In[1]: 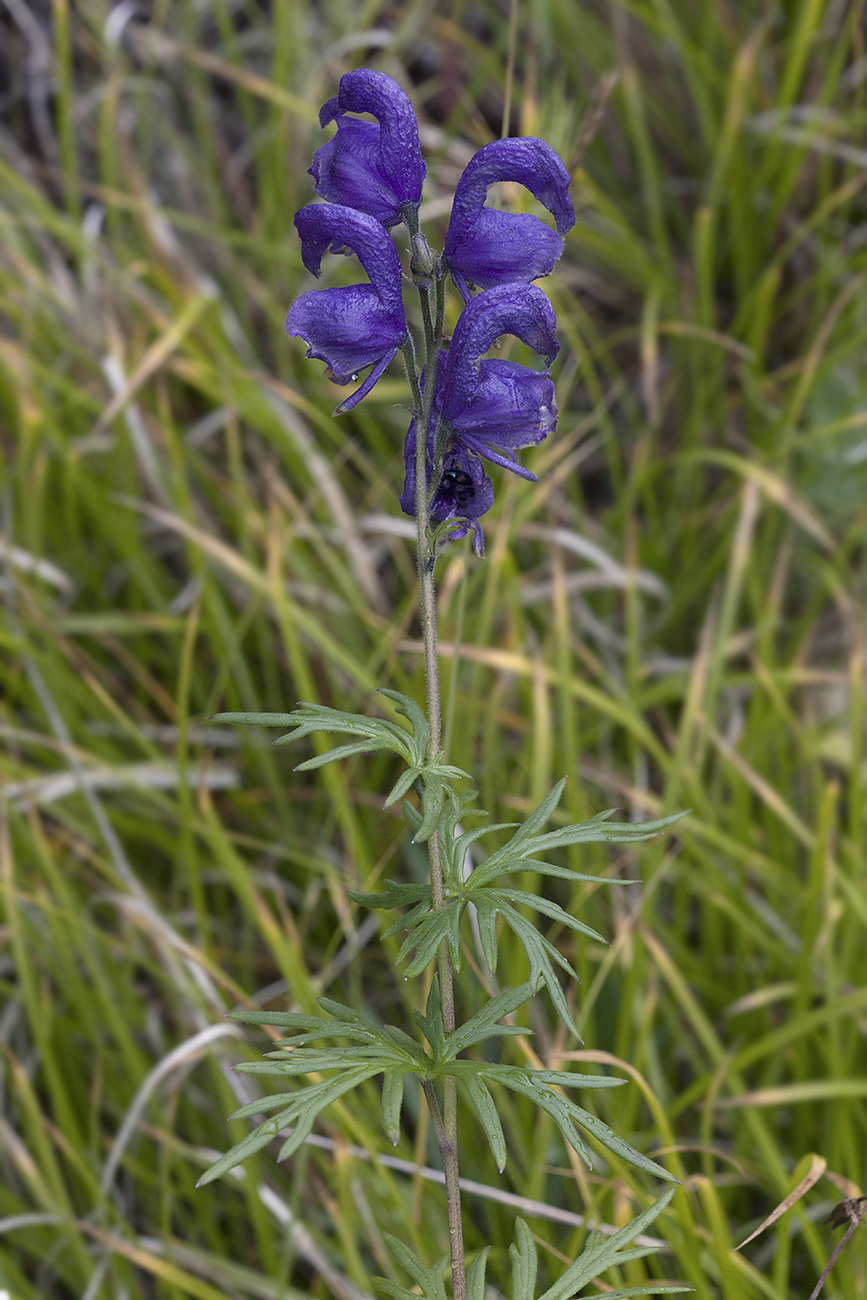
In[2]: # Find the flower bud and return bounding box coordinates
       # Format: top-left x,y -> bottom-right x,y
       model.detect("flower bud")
409,231 -> 438,287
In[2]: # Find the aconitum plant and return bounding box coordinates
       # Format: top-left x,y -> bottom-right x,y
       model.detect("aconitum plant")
202,69 -> 688,1300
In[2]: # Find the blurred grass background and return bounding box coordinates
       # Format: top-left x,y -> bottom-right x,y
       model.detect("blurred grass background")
1,0 -> 866,1296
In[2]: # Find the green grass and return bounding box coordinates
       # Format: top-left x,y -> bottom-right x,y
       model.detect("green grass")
1,0 -> 866,1296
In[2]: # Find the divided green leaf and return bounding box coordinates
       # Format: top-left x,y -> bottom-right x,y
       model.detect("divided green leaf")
510,1217 -> 538,1300
536,1188 -> 691,1299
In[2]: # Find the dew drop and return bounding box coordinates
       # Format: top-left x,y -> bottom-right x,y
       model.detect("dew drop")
350,372 -> 360,383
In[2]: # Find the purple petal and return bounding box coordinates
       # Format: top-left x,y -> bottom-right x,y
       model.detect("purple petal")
445,137 -> 575,290
442,284 -> 559,419
286,284 -> 404,384
292,204 -> 404,315
450,360 -> 557,474
334,348 -> 399,414
310,119 -> 409,228
445,208 -> 565,294
314,69 -> 425,226
287,205 -> 406,403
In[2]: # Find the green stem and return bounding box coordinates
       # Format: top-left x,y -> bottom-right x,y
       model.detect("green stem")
406,266 -> 466,1300
422,1078 -> 465,1298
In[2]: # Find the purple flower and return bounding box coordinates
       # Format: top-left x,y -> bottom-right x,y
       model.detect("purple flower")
444,138 -> 575,299
438,282 -> 559,469
400,284 -> 559,552
286,204 -> 407,413
310,69 -> 426,228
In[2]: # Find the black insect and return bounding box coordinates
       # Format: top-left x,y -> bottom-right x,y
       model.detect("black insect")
439,466 -> 475,509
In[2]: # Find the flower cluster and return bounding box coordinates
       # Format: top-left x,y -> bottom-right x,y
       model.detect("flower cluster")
286,68 -> 574,553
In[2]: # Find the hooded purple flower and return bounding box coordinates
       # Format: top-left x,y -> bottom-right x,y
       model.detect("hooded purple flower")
444,138 -> 575,300
310,69 -> 426,228
286,204 -> 407,413
400,283 -> 559,553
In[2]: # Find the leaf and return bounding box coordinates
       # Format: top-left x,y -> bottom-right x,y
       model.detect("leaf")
381,1069 -> 405,1146
415,775 -> 445,842
473,780 -> 567,883
228,1092 -> 305,1122
466,1247 -> 490,1300
478,1062 -> 673,1181
558,1102 -> 677,1183
210,711 -> 300,726
492,887 -> 607,944
467,799 -> 687,892
235,1061 -> 306,1075
316,995 -> 377,1024
475,895 -> 499,973
537,1188 -> 687,1300
412,977 -> 446,1055
264,700 -> 418,763
398,902 -> 463,977
379,688 -> 430,753
293,740 -> 382,770
383,896 -> 436,941
275,1066 -> 382,1161
496,1073 -> 592,1165
382,1233 -> 429,1286
515,777 -> 569,844
396,909 -> 449,973
381,1023 -> 428,1057
453,821 -> 519,868
561,1288 -> 690,1298
196,1120 -> 283,1186
257,1047 -> 408,1073
526,809 -> 688,854
461,1074 -> 507,1171
403,799 -> 423,834
532,1070 -> 626,1090
510,1217 -> 538,1300
375,1284 -> 428,1300
383,766 -> 422,807
499,857 -> 625,884
438,983 -> 534,1062
495,903 -> 581,1038
381,1234 -> 449,1300
228,1009 -> 333,1030
348,881 -> 430,910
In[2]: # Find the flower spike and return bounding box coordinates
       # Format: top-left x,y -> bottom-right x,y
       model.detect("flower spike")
286,204 -> 407,412
444,138 -> 575,299
311,69 -> 426,228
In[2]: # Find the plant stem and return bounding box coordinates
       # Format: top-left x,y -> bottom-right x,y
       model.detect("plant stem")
421,1078 -> 466,1299
406,267 -> 466,1300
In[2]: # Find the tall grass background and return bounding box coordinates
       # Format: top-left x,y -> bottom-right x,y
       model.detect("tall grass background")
1,1 -> 865,1296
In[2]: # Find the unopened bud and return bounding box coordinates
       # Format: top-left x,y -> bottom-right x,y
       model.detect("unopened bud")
409,231 -> 438,287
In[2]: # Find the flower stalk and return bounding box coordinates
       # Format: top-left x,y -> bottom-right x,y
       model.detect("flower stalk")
410,268 -> 466,1297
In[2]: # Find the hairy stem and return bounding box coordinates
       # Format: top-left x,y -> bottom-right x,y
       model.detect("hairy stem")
421,1078 -> 465,1298
408,270 -> 466,1300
